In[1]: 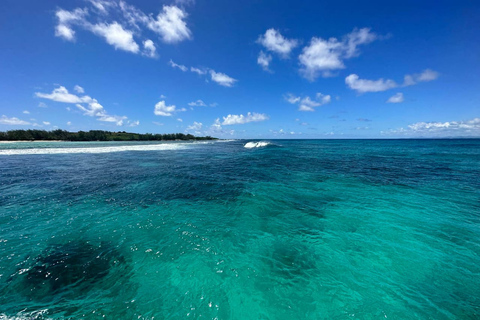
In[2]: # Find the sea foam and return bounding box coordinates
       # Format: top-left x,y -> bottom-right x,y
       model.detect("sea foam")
244,141 -> 271,148
0,143 -> 186,155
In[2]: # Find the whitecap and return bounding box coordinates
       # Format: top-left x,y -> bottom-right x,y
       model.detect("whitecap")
244,141 -> 271,149
0,143 -> 187,155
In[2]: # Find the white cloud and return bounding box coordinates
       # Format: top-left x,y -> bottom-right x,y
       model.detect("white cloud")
174,0 -> 195,6
387,92 -> 404,103
67,121 -> 72,125
147,5 -> 191,43
345,74 -> 398,93
384,118 -> 480,137
154,100 -> 185,117
169,59 -> 188,71
191,67 -> 206,75
88,0 -> 116,14
404,69 -> 440,86
285,94 -> 301,104
142,39 -> 157,58
186,121 -> 203,132
91,22 -> 139,53
37,86 -> 128,126
210,70 -> 237,87
35,86 -> 93,104
23,110 -> 30,114
188,100 -> 207,107
38,102 -> 47,108
257,29 -> 298,58
222,112 -> 269,125
0,115 -> 30,125
286,92 -> 331,111
74,85 -> 85,93
43,121 -> 51,125
54,8 -> 88,41
299,28 -> 377,80
55,2 -> 191,56
177,118 -> 183,122
257,51 -> 272,71
128,120 -> 140,127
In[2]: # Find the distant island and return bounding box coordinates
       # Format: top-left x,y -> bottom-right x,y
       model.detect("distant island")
0,129 -> 217,141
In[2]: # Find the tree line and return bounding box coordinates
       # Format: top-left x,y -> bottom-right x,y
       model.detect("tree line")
0,129 -> 217,141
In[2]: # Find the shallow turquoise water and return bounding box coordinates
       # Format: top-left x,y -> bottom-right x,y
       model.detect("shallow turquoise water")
0,139 -> 479,319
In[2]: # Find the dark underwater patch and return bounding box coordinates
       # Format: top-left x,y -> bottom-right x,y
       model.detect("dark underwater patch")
19,240 -> 127,301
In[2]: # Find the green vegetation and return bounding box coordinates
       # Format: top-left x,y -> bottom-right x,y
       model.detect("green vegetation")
0,129 -> 216,141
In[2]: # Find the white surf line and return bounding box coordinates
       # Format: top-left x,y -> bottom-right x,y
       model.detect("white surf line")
0,143 -> 188,155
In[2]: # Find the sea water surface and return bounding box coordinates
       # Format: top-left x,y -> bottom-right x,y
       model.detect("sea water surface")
0,139 -> 479,319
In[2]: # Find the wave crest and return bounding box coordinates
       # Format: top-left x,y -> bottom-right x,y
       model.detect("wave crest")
244,141 -> 271,149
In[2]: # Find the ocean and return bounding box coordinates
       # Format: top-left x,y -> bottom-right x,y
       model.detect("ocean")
0,139 -> 479,319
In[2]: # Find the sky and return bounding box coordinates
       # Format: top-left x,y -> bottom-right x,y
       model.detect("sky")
0,0 -> 479,139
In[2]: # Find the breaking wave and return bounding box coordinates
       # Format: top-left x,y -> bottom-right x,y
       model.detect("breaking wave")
244,141 -> 271,149
0,143 -> 187,155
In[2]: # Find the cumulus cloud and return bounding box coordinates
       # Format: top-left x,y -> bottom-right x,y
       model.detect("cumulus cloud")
299,28 -> 377,80
142,39 -> 157,58
0,115 -> 30,125
169,59 -> 188,71
257,29 -> 298,58
188,100 -> 207,107
43,121 -> 51,125
91,22 -> 139,53
154,100 -> 185,116
210,70 -> 237,87
286,93 -> 331,111
36,85 -> 130,126
257,51 -> 272,71
387,92 -> 404,103
38,102 -> 48,108
345,74 -> 397,93
55,8 -> 88,41
54,2 -> 191,56
23,110 -> 30,114
147,5 -> 191,43
384,118 -> 480,137
222,112 -> 269,125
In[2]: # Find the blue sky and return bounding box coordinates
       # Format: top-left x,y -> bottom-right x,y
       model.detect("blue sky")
0,0 -> 479,138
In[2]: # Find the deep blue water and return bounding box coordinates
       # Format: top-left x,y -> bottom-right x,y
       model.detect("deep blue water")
0,139 -> 479,319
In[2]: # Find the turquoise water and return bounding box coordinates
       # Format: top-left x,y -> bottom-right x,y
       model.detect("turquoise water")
0,139 -> 479,319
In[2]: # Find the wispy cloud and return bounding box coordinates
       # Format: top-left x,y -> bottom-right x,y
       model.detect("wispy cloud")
169,59 -> 188,71
403,69 -> 439,86
383,118 -> 480,137
210,70 -> 237,87
257,51 -> 273,72
345,74 -> 397,93
346,69 -> 439,93
0,115 -> 30,125
387,92 -> 404,103
222,112 -> 269,125
285,93 -> 331,111
188,100 -> 207,107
